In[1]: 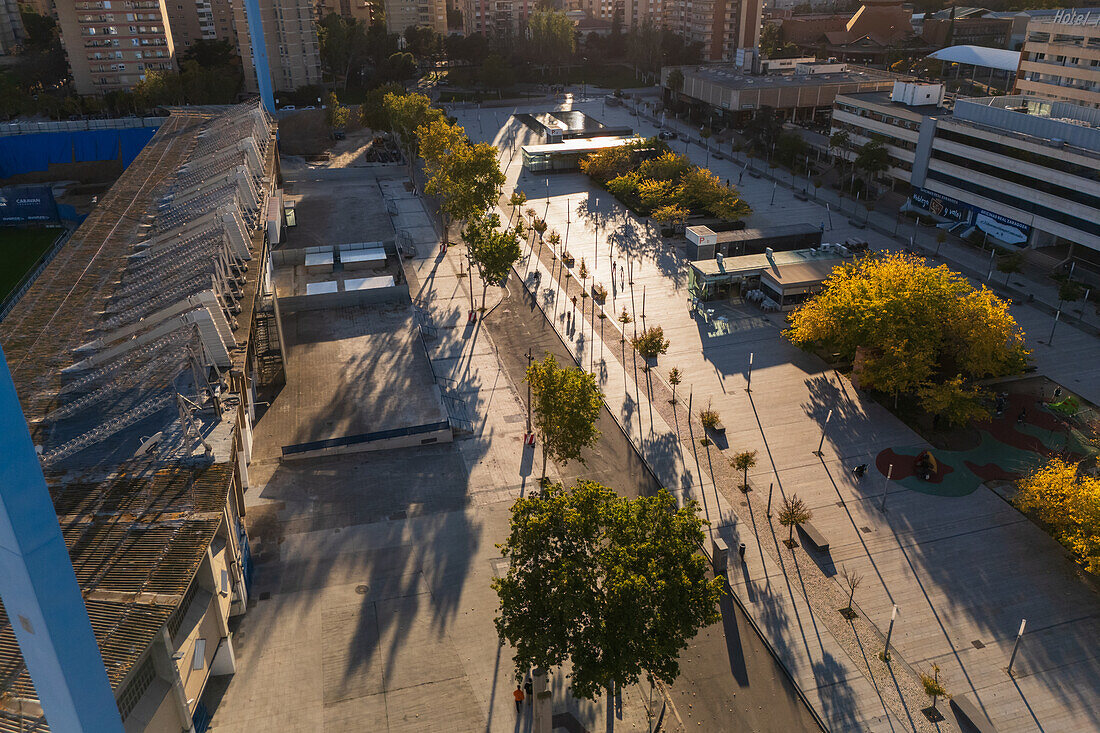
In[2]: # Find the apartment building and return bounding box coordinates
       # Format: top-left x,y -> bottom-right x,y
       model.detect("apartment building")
55,0 -> 177,95
386,0 -> 446,34
1015,12 -> 1100,109
315,0 -> 374,24
832,85 -> 1100,257
660,0 -> 760,64
462,0 -> 529,37
234,0 -> 321,93
165,0 -> 238,53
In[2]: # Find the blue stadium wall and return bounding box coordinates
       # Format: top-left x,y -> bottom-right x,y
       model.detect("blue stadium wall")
0,127 -> 160,178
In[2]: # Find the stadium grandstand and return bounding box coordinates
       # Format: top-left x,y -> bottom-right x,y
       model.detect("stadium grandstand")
0,101 -> 279,732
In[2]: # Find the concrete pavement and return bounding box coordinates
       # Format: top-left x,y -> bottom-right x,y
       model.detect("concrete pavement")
455,100 -> 1100,733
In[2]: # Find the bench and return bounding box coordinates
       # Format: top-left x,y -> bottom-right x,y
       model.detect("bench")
797,521 -> 829,551
950,695 -> 998,733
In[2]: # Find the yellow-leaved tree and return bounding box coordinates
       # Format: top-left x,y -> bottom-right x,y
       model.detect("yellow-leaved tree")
786,252 -> 1029,422
1014,457 -> 1100,573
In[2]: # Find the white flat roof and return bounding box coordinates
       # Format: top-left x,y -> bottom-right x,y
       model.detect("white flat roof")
522,136 -> 640,155
344,276 -> 395,291
305,252 -> 334,266
341,249 -> 386,263
305,280 -> 339,295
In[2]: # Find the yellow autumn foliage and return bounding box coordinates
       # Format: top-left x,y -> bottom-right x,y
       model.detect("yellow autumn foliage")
786,253 -> 1029,421
1014,457 -> 1100,573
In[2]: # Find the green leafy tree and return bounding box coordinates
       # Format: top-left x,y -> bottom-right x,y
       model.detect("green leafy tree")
403,24 -> 441,57
492,481 -> 723,700
778,494 -> 812,546
525,354 -> 604,478
617,307 -> 633,342
632,325 -> 670,363
509,190 -> 528,219
359,83 -> 405,129
479,53 -> 516,91
775,131 -> 809,170
786,253 -> 1029,418
179,39 -> 239,67
829,129 -> 851,170
422,122 -> 505,245
732,450 -> 757,491
463,213 -> 523,308
760,22 -> 801,59
667,367 -> 682,405
325,92 -> 350,130
666,67 -> 684,95
386,92 -> 444,166
920,664 -> 949,710
744,106 -> 782,154
317,12 -> 370,89
527,9 -> 576,71
381,51 -> 417,81
854,137 -> 890,186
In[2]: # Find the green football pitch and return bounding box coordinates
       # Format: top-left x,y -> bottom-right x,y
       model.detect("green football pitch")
0,226 -> 65,303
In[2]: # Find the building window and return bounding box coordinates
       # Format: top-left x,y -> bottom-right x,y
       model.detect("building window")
116,656 -> 157,720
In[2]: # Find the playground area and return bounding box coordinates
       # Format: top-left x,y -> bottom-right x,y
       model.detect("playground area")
876,377 -> 1099,497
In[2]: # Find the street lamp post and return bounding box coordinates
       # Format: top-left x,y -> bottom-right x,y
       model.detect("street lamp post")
525,349 -> 534,438
883,604 -> 898,661
813,409 -> 833,456
880,464 -> 894,511
746,352 -> 753,392
1008,619 -> 1027,676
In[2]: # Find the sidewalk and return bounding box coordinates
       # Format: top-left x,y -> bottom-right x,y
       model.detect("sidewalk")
458,102 -> 1100,733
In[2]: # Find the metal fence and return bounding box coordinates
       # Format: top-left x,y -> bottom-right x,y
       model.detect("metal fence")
0,116 -> 164,136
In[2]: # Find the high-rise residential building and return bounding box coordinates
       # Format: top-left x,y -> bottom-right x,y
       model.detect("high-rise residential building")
385,0 -> 446,35
315,0 -> 375,25
233,0 -> 322,94
165,0 -> 239,53
662,0 -> 760,65
55,0 -> 178,95
1014,12 -> 1100,110
0,0 -> 26,54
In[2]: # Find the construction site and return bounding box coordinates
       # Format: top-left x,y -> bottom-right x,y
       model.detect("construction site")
0,101 -> 280,732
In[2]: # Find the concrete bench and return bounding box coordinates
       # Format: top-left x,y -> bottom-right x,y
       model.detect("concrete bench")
798,521 -> 829,551
950,695 -> 998,733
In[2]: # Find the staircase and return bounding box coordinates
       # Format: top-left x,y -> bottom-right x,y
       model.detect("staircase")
253,297 -> 284,386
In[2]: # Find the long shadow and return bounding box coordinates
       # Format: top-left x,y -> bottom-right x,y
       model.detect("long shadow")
811,650 -> 863,733
720,576 -> 751,686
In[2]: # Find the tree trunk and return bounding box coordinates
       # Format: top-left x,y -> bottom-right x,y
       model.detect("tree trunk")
541,440 -> 548,480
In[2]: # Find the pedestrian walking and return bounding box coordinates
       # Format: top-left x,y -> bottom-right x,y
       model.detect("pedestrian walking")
524,678 -> 533,703
514,686 -> 524,712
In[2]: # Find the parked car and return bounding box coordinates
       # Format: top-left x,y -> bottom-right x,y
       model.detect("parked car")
658,130 -> 677,140
281,105 -> 296,110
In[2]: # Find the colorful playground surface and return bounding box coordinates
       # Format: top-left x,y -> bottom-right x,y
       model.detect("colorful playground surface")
876,387 -> 1099,498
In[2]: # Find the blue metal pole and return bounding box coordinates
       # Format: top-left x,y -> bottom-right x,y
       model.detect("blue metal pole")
243,0 -> 275,113
0,345 -> 123,732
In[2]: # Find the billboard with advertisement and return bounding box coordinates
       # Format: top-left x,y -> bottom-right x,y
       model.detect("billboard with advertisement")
0,185 -> 59,224
909,187 -> 1030,245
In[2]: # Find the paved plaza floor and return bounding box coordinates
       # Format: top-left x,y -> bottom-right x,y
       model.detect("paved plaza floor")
451,100 -> 1100,733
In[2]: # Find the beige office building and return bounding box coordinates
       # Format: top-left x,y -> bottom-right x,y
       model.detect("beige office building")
165,0 -> 239,53
55,0 -> 178,95
385,0 -> 446,34
1015,13 -> 1100,109
316,0 -> 375,24
233,0 -> 322,93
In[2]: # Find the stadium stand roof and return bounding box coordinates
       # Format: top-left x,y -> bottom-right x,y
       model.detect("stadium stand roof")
0,101 -> 275,732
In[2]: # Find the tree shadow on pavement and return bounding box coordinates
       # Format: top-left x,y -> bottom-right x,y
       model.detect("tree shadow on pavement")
812,650 -> 862,733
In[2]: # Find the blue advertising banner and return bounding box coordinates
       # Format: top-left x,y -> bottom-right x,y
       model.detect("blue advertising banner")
909,187 -> 1030,244
0,185 -> 59,224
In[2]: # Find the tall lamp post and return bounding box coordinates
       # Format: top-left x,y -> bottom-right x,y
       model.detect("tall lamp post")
813,409 -> 833,456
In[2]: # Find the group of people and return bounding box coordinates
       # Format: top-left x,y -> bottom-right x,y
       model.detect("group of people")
513,678 -> 534,712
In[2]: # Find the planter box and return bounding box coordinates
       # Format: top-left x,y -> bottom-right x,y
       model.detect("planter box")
562,255 -> 575,267
592,286 -> 607,303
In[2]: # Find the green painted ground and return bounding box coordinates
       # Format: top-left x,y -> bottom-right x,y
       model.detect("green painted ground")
882,404 -> 1099,498
0,227 -> 64,302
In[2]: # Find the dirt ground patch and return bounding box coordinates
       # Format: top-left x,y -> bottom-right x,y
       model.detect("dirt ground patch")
277,107 -> 367,157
